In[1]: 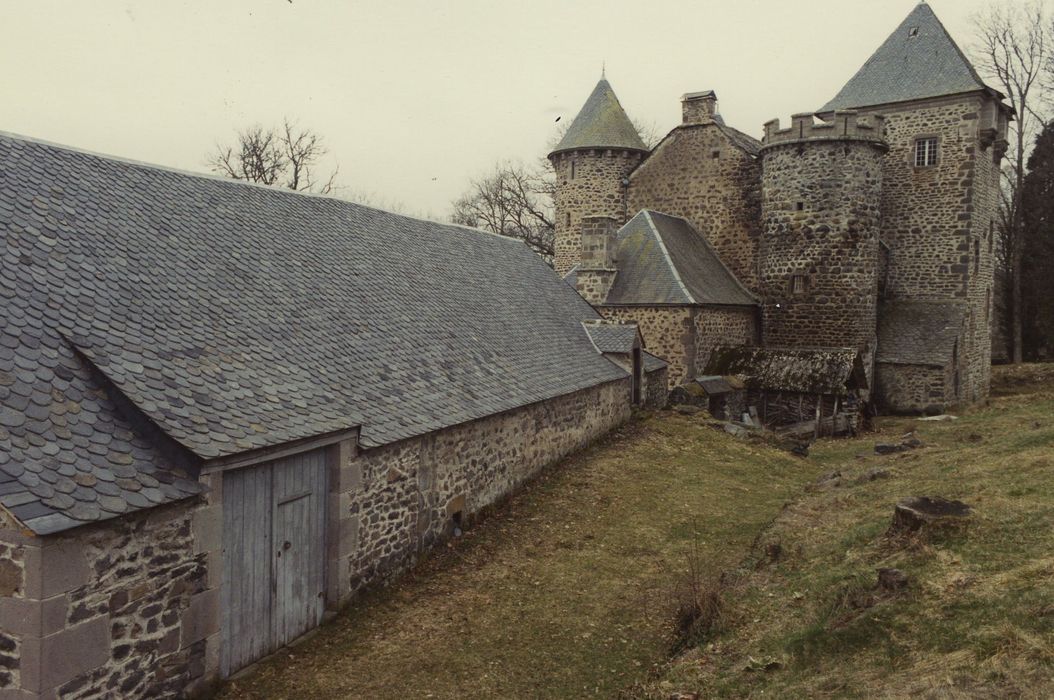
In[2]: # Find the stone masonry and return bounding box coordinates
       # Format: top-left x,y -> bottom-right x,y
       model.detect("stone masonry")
855,94 -> 1005,404
551,150 -> 643,278
627,97 -> 762,288
759,112 -> 887,353
0,496 -> 220,699
330,378 -> 635,599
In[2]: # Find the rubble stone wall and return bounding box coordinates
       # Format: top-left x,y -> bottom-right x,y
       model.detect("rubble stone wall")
334,379 -> 634,597
627,125 -> 762,288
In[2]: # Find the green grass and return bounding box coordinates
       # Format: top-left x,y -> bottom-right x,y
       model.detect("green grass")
215,365 -> 1054,699
215,411 -> 825,699
644,365 -> 1054,699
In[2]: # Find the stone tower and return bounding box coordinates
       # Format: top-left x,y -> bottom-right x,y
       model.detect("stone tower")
758,111 -> 887,356
549,76 -> 649,277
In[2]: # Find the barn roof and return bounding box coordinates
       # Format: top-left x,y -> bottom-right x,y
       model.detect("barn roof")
550,78 -> 648,156
602,211 -> 758,307
821,3 -> 993,112
0,132 -> 630,534
877,301 -> 966,367
704,346 -> 865,395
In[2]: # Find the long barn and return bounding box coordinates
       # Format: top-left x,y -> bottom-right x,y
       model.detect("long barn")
0,133 -> 666,698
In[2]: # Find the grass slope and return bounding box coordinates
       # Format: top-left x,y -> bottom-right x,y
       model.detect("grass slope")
645,364 -> 1054,699
216,415 -> 823,699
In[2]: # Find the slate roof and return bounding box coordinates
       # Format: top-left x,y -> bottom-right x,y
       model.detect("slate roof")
603,211 -> 758,307
822,3 -> 992,112
551,78 -> 648,156
583,322 -> 639,355
704,347 -> 865,395
0,132 -> 631,534
716,124 -> 762,157
877,301 -> 966,366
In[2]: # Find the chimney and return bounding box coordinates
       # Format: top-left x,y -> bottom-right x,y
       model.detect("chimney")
576,216 -> 618,304
682,90 -> 719,125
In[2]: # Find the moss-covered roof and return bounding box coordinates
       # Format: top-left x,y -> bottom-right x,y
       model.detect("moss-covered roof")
550,78 -> 648,156
704,346 -> 866,395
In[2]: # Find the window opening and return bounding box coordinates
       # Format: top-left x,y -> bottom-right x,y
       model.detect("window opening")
915,137 -> 938,167
791,274 -> 807,295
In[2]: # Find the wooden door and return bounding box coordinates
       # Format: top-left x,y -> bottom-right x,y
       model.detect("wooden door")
221,449 -> 328,677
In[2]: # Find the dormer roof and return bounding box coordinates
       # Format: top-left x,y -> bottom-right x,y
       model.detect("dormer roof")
821,2 -> 994,112
550,78 -> 648,156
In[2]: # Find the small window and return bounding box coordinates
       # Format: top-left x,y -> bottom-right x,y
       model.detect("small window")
974,238 -> 980,273
915,137 -> 938,167
796,201 -> 804,211
570,161 -> 576,180
989,221 -> 994,254
711,150 -> 721,159
791,274 -> 807,295
986,287 -> 991,321
566,212 -> 571,228
908,26 -> 919,38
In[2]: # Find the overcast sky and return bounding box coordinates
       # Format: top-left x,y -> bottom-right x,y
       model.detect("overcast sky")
0,0 -> 991,218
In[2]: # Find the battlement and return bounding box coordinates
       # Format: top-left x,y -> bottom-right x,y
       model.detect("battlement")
761,111 -> 887,150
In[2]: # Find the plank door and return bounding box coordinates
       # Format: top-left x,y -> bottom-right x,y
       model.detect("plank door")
272,450 -> 328,648
221,449 -> 328,677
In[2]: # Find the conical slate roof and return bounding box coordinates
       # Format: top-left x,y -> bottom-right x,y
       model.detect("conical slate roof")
551,78 -> 648,155
821,2 -> 990,112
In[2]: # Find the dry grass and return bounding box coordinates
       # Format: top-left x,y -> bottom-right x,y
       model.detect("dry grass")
214,413 -> 823,699
644,364 -> 1054,699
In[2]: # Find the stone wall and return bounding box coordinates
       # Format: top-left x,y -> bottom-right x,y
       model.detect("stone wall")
0,497 -> 218,699
627,125 -> 761,288
331,379 -> 634,598
599,307 -> 695,387
759,136 -> 884,351
875,363 -> 952,414
643,366 -> 669,409
550,150 -> 644,277
694,307 -> 757,377
858,94 -> 1003,404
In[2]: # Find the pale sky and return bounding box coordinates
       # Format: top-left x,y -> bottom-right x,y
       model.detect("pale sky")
0,0 -> 992,219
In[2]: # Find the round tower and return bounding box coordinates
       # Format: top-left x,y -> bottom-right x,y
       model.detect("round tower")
549,76 -> 649,278
758,110 -> 887,354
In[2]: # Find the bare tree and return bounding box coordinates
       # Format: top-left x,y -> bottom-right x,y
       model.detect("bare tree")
450,162 -> 555,262
973,0 -> 1051,363
208,118 -> 339,194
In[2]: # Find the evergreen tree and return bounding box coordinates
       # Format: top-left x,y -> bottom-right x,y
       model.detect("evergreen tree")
1020,121 -> 1054,359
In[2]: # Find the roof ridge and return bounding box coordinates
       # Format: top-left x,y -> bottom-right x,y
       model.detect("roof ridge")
645,210 -> 760,304
642,210 -> 696,303
0,129 -> 524,246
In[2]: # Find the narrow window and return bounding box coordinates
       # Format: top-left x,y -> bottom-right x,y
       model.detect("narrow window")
791,274 -> 807,295
986,287 -> 991,321
570,160 -> 576,180
974,238 -> 980,273
796,201 -> 804,211
566,212 -> 571,228
989,221 -> 994,254
914,137 -> 938,167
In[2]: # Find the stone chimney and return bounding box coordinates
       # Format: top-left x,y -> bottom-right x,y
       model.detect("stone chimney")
576,216 -> 618,305
682,90 -> 719,125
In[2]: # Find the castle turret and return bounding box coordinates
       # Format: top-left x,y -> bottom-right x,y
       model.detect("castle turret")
549,76 -> 649,277
758,111 -> 888,356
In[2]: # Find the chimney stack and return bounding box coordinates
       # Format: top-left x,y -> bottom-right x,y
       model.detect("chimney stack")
682,90 -> 719,125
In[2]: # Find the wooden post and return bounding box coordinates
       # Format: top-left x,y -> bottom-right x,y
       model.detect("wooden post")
814,395 -> 822,440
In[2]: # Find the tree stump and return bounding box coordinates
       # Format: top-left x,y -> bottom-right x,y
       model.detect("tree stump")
890,497 -> 972,534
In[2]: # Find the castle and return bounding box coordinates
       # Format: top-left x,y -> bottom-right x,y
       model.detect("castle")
552,2 -> 1012,415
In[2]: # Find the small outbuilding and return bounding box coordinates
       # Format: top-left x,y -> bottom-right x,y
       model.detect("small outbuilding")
705,346 -> 869,436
